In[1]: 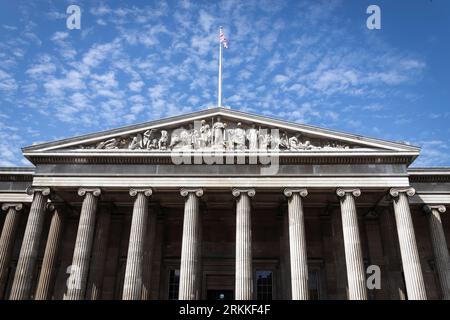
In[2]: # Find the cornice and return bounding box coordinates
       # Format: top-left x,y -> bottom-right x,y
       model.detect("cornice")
23,153 -> 416,165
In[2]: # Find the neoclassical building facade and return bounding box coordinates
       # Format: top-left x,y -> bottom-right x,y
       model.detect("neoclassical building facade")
0,108 -> 449,300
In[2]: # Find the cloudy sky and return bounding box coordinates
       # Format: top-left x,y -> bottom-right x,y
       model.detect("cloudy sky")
0,0 -> 449,166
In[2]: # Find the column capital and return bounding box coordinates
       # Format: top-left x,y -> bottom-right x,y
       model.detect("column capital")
423,204 -> 446,214
78,188 -> 101,197
336,188 -> 361,198
46,203 -> 56,212
26,186 -> 51,196
389,187 -> 415,198
283,188 -> 308,198
232,188 -> 255,198
129,188 -> 153,197
180,188 -> 204,197
1,203 -> 23,211
45,202 -> 65,213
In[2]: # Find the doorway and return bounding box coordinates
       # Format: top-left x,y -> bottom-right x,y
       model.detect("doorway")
207,289 -> 234,300
204,273 -> 234,300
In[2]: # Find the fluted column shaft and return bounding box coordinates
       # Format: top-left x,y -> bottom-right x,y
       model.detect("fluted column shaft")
86,204 -> 111,300
336,188 -> 367,300
10,188 -> 50,300
64,188 -> 101,300
390,187 -> 427,300
141,205 -> 157,300
35,205 -> 64,300
424,205 -> 450,299
0,203 -> 23,299
284,189 -> 309,300
233,188 -> 255,300
178,188 -> 203,300
123,189 -> 152,300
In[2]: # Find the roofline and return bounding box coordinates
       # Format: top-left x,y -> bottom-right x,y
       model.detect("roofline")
0,166 -> 35,175
22,107 -> 420,153
408,167 -> 450,175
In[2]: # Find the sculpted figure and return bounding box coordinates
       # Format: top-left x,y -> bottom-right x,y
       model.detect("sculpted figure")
142,129 -> 155,149
289,134 -> 312,150
169,130 -> 182,149
247,124 -> 258,150
259,132 -> 271,150
279,132 -> 290,150
289,135 -> 301,150
118,137 -> 129,149
149,138 -> 158,149
158,130 -> 168,150
233,122 -> 246,150
212,116 -> 225,148
224,123 -> 234,150
300,139 -> 312,150
96,138 -> 118,149
178,126 -> 192,149
191,126 -> 201,149
129,133 -> 142,150
199,120 -> 211,148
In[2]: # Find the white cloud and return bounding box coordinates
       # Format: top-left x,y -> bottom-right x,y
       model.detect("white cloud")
0,69 -> 18,92
273,74 -> 289,85
26,55 -> 57,76
51,32 -> 69,42
82,41 -> 120,68
198,10 -> 215,33
129,81 -> 145,92
44,70 -> 86,96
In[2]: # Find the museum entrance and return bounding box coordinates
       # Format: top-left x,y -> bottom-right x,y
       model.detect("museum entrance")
203,273 -> 234,300
207,289 -> 234,300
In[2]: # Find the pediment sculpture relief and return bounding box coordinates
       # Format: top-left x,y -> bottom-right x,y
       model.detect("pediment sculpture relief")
71,117 -> 363,151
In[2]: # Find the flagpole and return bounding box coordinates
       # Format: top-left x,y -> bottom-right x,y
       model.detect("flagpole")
218,26 -> 223,109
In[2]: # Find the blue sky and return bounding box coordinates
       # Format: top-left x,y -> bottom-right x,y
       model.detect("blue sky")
0,0 -> 449,167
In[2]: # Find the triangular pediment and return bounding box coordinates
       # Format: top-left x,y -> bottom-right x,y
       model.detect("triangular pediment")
23,108 -> 419,157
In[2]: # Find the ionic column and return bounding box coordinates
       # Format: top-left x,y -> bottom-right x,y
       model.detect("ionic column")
0,203 -> 23,299
336,188 -> 367,300
122,188 -> 153,300
178,188 -> 203,300
64,188 -> 101,300
86,204 -> 112,300
389,187 -> 427,300
283,188 -> 309,300
232,188 -> 255,300
35,204 -> 65,300
423,205 -> 450,300
10,187 -> 50,300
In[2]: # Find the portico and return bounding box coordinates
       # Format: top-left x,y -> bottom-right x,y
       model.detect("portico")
0,108 -> 449,300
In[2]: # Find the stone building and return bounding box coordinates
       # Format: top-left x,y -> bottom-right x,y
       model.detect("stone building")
0,107 -> 449,300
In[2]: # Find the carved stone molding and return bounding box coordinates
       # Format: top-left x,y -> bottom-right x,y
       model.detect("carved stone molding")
129,188 -> 153,197
336,188 -> 361,198
389,187 -> 415,198
423,204 -> 447,215
26,186 -> 51,197
232,188 -> 256,198
77,188 -> 102,197
1,203 -> 23,211
180,188 -> 204,197
283,188 -> 308,198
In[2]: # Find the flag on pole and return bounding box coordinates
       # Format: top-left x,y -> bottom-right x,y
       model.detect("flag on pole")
219,27 -> 228,49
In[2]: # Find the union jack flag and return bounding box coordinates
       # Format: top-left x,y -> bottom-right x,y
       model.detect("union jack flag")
219,27 -> 228,49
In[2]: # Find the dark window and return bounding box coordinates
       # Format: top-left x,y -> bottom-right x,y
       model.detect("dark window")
168,269 -> 180,300
308,270 -> 320,300
256,270 -> 273,300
